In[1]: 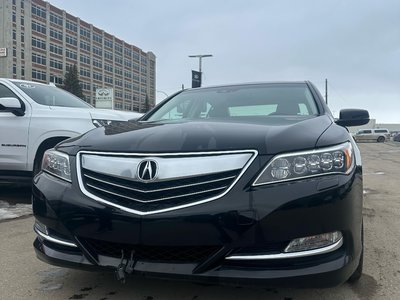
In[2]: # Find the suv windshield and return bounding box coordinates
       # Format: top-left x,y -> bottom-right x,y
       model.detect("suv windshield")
12,81 -> 92,108
146,84 -> 319,122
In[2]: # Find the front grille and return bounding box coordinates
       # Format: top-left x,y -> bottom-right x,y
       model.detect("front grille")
84,239 -> 220,263
81,168 -> 241,213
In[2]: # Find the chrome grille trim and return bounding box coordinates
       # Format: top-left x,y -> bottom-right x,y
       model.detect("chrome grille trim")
83,173 -> 236,193
86,183 -> 228,203
77,150 -> 258,215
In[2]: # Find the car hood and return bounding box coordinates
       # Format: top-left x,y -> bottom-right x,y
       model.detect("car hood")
89,108 -> 142,121
48,106 -> 141,121
58,115 -> 343,156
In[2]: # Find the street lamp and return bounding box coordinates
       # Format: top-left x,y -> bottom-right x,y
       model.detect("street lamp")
188,54 -> 213,73
189,54 -> 213,88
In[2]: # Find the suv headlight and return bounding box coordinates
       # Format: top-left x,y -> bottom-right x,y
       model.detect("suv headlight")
253,142 -> 354,186
42,149 -> 71,182
92,119 -> 112,127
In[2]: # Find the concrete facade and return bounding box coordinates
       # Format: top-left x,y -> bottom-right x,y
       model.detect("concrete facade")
0,0 -> 156,112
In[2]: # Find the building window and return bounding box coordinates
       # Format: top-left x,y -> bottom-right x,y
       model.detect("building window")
65,49 -> 77,60
31,4 -> 46,19
32,69 -> 47,81
104,38 -> 113,49
105,76 -> 113,84
115,67 -> 122,76
50,13 -> 63,26
21,16 -> 24,26
124,70 -> 132,79
105,63 -> 113,73
21,66 -> 25,77
93,58 -> 102,69
93,72 -> 102,81
66,34 -> 77,46
21,32 -> 24,43
133,52 -> 140,61
32,37 -> 46,50
12,11 -> 16,22
32,21 -> 46,35
49,43 -> 62,55
92,45 -> 102,57
13,47 -> 16,57
50,28 -> 63,41
21,49 -> 24,60
50,75 -> 63,85
80,68 -> 90,78
115,55 -> 122,65
93,33 -> 102,44
115,79 -> 123,87
80,40 -> 91,52
66,20 -> 77,32
50,58 -> 63,70
32,53 -> 46,65
80,27 -> 91,39
104,50 -> 113,61
81,81 -> 91,91
13,64 -> 17,75
80,54 -> 90,65
115,43 -> 123,54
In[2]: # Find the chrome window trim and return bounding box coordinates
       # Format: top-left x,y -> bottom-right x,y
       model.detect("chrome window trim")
225,237 -> 343,260
76,150 -> 258,215
34,226 -> 78,248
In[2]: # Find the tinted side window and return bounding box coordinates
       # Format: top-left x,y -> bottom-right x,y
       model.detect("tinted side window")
375,130 -> 388,133
0,84 -> 17,98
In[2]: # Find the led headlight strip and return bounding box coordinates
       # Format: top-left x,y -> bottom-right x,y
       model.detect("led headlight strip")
253,142 -> 354,186
41,149 -> 71,182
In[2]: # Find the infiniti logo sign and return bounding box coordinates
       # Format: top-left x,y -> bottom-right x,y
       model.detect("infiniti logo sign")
137,160 -> 158,181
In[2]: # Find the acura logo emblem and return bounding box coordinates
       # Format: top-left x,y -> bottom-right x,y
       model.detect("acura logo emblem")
137,160 -> 158,181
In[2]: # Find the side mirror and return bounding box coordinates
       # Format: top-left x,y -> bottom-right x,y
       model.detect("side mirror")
0,97 -> 25,116
335,109 -> 369,127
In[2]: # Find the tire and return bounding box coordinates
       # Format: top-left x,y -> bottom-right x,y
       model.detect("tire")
377,136 -> 385,143
348,224 -> 364,283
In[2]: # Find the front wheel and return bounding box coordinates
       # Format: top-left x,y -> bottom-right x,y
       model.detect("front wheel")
377,136 -> 385,143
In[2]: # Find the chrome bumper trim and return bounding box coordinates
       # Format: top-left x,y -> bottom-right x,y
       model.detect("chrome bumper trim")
34,226 -> 78,248
225,238 -> 343,260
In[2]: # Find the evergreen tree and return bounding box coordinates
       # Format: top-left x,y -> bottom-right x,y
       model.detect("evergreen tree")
62,64 -> 84,99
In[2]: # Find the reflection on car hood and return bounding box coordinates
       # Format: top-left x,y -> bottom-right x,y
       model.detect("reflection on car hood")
58,116 -> 336,155
89,108 -> 142,121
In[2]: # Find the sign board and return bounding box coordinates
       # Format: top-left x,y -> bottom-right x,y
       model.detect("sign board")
0,48 -> 7,57
95,88 -> 114,109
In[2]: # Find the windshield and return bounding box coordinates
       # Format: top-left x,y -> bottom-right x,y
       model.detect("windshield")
146,84 -> 319,122
11,81 -> 92,108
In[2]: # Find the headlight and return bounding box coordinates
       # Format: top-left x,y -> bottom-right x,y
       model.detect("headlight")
92,119 -> 112,127
253,142 -> 354,186
42,149 -> 71,182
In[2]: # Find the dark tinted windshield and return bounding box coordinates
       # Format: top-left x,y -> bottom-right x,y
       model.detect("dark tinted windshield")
11,81 -> 92,108
146,84 -> 319,122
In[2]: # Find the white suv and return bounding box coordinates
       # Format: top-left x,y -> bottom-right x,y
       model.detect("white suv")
0,79 -> 140,183
353,128 -> 390,143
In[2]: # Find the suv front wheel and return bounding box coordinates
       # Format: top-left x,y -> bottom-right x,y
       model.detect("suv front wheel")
377,136 -> 385,143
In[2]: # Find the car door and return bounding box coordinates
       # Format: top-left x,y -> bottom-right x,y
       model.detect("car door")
0,83 -> 31,172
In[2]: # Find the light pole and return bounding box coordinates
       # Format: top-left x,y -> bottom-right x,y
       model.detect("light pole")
156,90 -> 169,98
189,54 -> 213,87
189,54 -> 213,73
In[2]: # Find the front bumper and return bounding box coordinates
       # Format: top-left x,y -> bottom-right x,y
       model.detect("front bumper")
32,159 -> 363,287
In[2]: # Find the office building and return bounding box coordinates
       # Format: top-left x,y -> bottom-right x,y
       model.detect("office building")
0,0 -> 156,111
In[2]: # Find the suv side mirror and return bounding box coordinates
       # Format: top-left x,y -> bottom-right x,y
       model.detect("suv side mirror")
335,109 -> 369,127
0,97 -> 25,116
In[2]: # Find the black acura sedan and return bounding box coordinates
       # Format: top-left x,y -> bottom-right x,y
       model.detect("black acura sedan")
33,82 -> 369,287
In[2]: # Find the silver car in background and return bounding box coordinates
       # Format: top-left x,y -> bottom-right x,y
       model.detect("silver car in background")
353,128 -> 390,143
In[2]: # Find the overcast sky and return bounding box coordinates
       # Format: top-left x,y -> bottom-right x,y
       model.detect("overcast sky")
50,0 -> 400,123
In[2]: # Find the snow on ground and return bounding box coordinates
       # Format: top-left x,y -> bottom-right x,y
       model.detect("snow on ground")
0,200 -> 32,221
